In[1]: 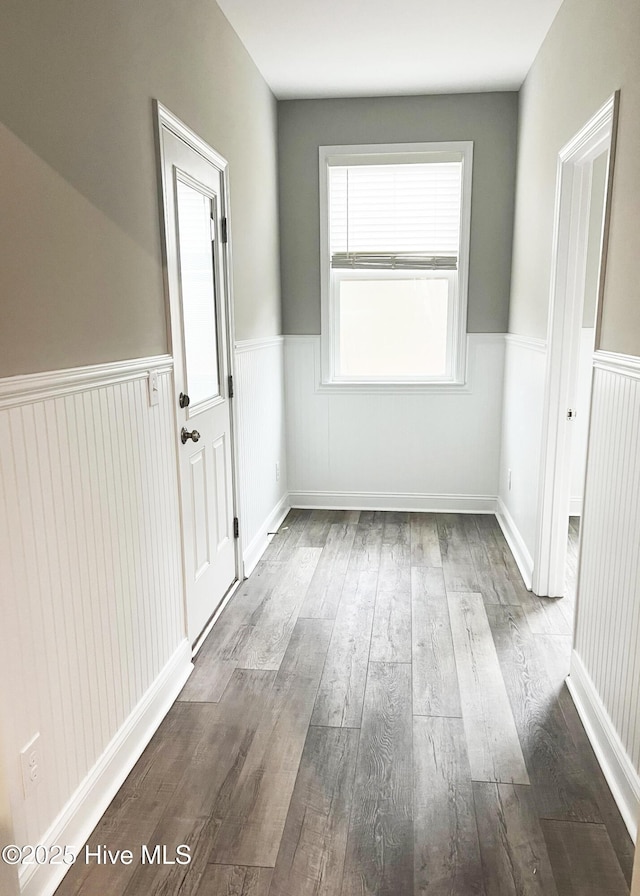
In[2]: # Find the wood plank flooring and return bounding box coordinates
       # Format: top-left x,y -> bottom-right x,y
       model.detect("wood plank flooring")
55,512 -> 633,896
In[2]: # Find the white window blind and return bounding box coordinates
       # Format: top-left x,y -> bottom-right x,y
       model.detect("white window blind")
329,162 -> 462,270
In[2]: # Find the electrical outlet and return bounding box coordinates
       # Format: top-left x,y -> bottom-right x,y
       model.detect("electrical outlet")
148,370 -> 159,407
508,469 -> 512,491
275,461 -> 280,482
20,733 -> 41,798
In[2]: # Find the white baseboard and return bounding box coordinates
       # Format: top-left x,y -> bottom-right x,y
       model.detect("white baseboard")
289,491 -> 498,514
20,640 -> 193,896
567,651 -> 640,843
495,497 -> 534,590
568,497 -> 583,516
242,493 -> 291,577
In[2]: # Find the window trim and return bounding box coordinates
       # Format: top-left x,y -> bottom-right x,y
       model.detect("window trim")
319,141 -> 474,388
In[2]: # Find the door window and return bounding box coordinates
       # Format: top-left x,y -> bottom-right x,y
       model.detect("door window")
175,176 -> 221,406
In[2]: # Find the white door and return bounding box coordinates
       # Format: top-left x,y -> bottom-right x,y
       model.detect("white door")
157,110 -> 238,645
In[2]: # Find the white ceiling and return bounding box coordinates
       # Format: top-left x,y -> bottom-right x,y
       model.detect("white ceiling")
216,0 -> 565,99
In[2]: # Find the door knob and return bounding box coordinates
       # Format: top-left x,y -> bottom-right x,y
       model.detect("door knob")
181,427 -> 201,444
179,392 -> 190,408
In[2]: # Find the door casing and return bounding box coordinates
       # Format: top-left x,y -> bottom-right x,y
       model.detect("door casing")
532,92 -> 619,598
154,100 -> 243,652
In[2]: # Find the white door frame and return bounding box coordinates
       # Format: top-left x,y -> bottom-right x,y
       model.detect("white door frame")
154,101 -> 243,647
532,92 -> 619,597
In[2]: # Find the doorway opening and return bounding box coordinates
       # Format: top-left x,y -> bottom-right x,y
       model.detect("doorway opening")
533,93 -> 619,598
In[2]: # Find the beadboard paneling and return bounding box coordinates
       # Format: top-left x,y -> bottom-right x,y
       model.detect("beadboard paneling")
235,338 -> 289,574
0,359 -> 188,888
284,334 -> 505,508
571,353 -> 640,839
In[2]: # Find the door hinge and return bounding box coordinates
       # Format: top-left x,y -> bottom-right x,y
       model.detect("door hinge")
233,517 -> 239,539
221,217 -> 228,243
228,374 -> 234,398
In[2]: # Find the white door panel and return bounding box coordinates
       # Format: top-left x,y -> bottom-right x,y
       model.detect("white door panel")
158,119 -> 238,645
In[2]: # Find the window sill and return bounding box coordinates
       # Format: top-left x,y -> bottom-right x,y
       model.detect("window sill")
315,378 -> 470,395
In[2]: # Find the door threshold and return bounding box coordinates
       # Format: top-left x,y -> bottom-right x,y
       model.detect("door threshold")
191,577 -> 242,658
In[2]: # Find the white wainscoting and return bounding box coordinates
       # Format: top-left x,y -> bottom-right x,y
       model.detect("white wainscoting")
569,350 -> 640,841
234,338 -> 289,575
284,334 -> 505,512
496,334 -> 548,588
0,357 -> 191,896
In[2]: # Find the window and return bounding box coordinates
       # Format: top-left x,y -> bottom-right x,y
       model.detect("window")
319,142 -> 473,386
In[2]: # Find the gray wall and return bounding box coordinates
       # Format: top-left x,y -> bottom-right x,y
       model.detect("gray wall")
509,0 -> 640,354
278,93 -> 519,335
0,0 -> 281,377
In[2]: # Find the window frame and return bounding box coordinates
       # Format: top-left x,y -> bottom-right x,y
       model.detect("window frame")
319,141 -> 474,389
331,267 -> 458,383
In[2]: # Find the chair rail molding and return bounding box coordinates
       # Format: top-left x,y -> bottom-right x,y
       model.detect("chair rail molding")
593,348 -> 640,379
503,333 -> 548,353
0,354 -> 173,409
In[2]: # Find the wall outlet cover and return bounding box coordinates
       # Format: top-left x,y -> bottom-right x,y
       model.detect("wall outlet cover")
148,370 -> 160,406
20,733 -> 41,798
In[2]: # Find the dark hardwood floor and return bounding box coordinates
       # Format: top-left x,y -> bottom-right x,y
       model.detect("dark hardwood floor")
56,511 -> 633,895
